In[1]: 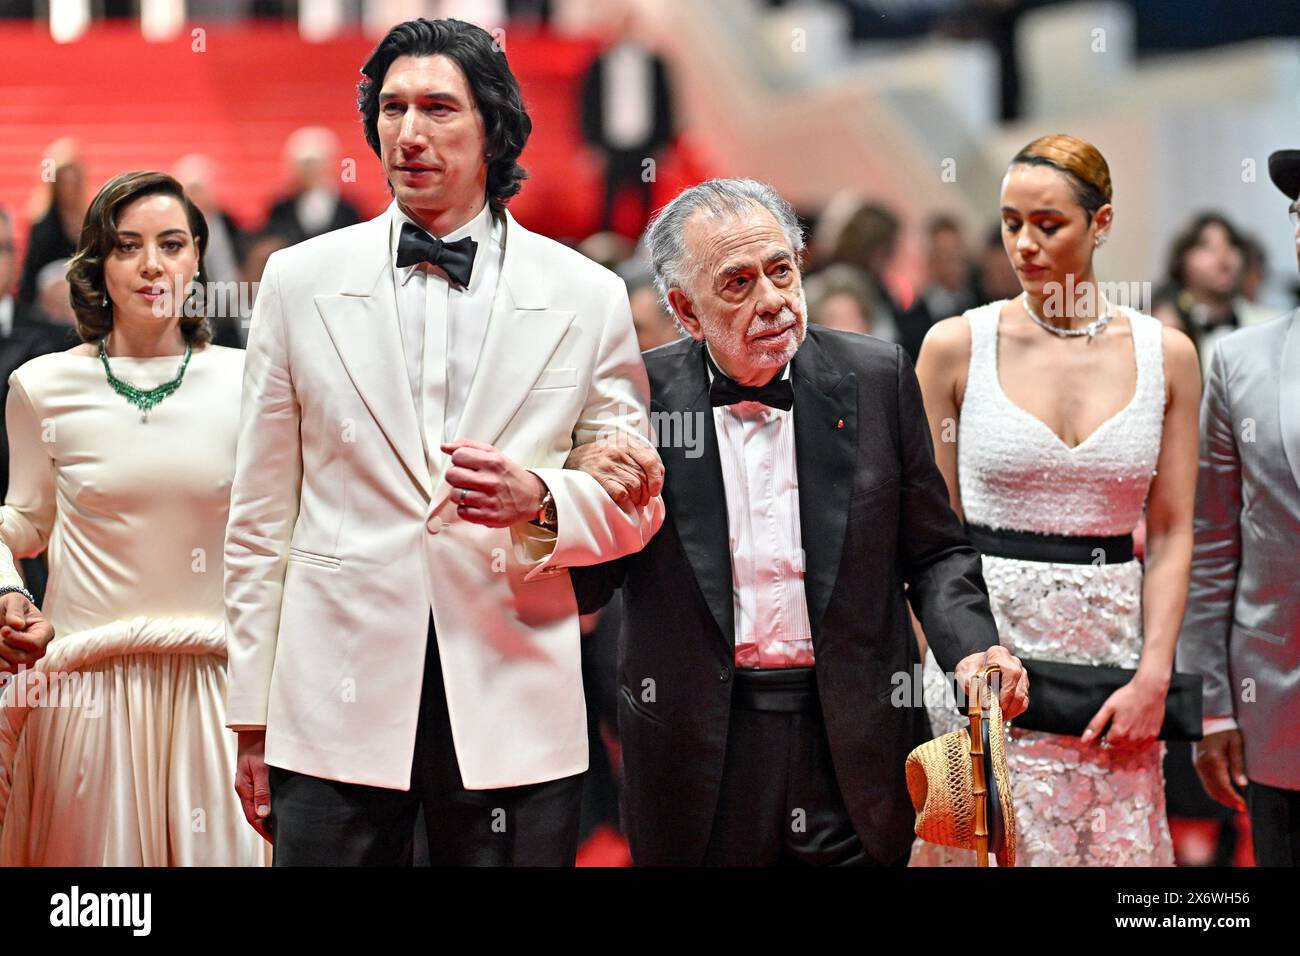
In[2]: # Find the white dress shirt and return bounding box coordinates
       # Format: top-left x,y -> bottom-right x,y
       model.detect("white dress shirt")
0,296 -> 14,338
389,199 -> 502,449
707,347 -> 814,668
296,187 -> 339,237
602,41 -> 653,149
1202,715 -> 1239,736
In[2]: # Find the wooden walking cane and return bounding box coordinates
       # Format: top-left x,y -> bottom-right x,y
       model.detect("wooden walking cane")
968,663 -> 1000,868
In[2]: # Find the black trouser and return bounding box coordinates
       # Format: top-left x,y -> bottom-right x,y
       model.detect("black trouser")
19,555 -> 47,605
268,617 -> 584,866
600,148 -> 655,232
701,667 -> 898,867
1247,780 -> 1300,866
578,592 -> 622,839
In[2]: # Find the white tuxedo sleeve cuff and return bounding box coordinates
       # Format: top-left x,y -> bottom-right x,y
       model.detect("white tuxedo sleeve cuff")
510,516 -> 559,567
0,544 -> 23,590
520,467 -> 663,581
1202,715 -> 1240,736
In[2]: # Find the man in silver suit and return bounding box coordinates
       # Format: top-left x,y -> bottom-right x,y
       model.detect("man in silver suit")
1178,148 -> 1300,866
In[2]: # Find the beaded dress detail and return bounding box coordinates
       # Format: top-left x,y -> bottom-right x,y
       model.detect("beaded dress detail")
911,300 -> 1175,867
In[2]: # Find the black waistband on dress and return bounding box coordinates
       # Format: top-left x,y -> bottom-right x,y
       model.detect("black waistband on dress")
965,522 -> 1134,566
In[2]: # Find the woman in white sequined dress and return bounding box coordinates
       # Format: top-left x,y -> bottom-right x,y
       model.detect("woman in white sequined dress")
910,135 -> 1202,866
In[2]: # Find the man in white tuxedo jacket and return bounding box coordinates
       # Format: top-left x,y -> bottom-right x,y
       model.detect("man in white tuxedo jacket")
224,18 -> 663,865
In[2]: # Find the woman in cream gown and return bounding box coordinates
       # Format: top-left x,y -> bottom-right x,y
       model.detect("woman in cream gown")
0,171 -> 267,865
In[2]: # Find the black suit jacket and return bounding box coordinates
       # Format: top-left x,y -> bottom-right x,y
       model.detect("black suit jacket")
571,327 -> 999,866
1,300 -> 69,499
579,48 -> 674,156
17,209 -> 76,306
265,193 -> 363,247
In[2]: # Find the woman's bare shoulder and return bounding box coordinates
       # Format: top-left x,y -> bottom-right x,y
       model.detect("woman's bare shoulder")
1158,322 -> 1201,402
1157,321 -> 1198,364
918,315 -> 973,369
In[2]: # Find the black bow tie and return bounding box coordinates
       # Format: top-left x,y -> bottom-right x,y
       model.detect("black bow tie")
396,221 -> 478,287
705,351 -> 794,411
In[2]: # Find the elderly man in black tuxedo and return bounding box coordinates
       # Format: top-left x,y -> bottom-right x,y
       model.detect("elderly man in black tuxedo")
569,179 -> 1027,866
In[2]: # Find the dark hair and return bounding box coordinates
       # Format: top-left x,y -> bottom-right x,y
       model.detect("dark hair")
1164,212 -> 1245,289
357,18 -> 531,212
67,171 -> 210,346
832,202 -> 900,272
1240,233 -> 1266,272
1011,134 -> 1112,223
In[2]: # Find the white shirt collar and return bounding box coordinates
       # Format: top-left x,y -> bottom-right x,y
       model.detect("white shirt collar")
389,198 -> 494,290
0,296 -> 13,338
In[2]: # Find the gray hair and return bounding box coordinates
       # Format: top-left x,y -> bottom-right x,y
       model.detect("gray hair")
36,257 -> 71,295
645,178 -> 805,313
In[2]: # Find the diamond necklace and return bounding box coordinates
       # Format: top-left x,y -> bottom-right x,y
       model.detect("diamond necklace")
98,336 -> 193,423
1022,291 -> 1112,343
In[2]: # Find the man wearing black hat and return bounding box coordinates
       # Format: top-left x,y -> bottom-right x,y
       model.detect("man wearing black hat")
1178,150 -> 1300,866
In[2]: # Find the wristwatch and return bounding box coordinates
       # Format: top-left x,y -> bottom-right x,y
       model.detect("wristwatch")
530,487 -> 558,532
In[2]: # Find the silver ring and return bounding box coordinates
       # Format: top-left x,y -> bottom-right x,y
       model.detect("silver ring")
458,488 -> 468,503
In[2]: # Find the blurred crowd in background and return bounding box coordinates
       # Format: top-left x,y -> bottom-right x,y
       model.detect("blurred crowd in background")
4,127 -> 1287,374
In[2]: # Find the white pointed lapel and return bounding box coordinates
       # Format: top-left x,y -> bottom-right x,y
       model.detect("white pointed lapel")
315,210 -> 432,500
438,211 -> 574,500
1279,310 -> 1300,496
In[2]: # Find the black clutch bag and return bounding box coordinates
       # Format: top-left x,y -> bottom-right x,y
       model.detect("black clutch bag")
1014,659 -> 1204,742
